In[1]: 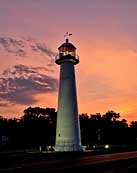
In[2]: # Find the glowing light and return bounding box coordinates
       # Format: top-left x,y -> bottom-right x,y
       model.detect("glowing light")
105,144 -> 109,149
93,145 -> 96,149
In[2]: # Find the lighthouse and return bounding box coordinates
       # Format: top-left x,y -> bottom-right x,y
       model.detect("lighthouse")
55,33 -> 83,152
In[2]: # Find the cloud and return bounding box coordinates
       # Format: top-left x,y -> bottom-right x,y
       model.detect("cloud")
36,42 -> 56,57
0,37 -> 26,57
0,36 -> 56,60
0,64 -> 58,106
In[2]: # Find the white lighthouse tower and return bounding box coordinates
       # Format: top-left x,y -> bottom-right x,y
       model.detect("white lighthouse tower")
55,33 -> 83,152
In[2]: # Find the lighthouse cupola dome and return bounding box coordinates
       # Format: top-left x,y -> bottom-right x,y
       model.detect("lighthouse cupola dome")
55,38 -> 79,65
58,38 -> 76,54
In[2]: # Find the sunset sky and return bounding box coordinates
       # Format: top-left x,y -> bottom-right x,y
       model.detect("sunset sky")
0,0 -> 137,123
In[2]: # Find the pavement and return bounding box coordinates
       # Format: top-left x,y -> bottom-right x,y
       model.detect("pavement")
1,150 -> 137,172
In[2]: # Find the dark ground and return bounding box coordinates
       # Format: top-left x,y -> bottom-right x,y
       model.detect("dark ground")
1,149 -> 137,173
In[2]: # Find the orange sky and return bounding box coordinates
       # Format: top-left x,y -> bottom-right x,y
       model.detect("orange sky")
0,1 -> 137,123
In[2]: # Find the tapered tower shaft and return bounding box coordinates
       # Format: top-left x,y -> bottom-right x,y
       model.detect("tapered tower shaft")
55,37 -> 83,152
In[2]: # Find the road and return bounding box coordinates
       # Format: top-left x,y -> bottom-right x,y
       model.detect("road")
1,151 -> 137,172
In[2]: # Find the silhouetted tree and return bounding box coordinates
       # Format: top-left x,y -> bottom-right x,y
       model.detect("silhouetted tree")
20,107 -> 57,149
80,111 -> 128,147
80,113 -> 90,145
128,121 -> 137,143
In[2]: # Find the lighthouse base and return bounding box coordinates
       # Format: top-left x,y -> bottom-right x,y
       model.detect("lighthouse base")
55,143 -> 84,152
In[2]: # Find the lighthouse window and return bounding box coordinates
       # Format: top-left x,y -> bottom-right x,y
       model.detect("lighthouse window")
58,133 -> 60,137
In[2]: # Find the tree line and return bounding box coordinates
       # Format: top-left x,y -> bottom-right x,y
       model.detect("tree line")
0,107 -> 137,150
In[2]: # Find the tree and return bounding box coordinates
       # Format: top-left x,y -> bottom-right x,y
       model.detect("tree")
102,110 -> 120,121
20,107 -> 57,149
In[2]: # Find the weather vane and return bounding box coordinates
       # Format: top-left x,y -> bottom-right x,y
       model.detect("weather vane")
64,32 -> 72,39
